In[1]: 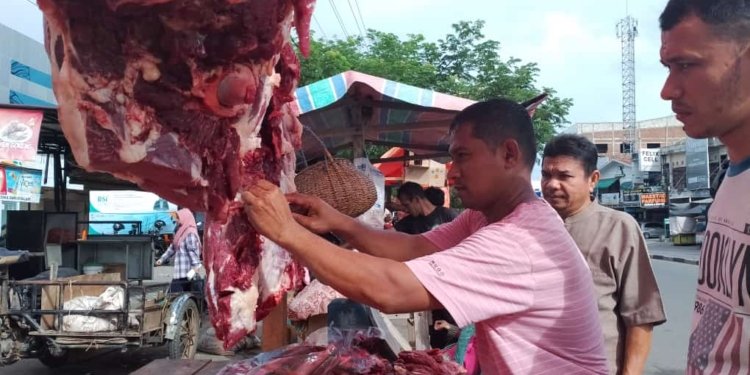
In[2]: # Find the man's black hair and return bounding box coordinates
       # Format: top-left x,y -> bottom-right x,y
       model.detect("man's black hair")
424,187 -> 446,207
450,98 -> 537,169
397,181 -> 426,201
542,134 -> 599,177
660,0 -> 750,43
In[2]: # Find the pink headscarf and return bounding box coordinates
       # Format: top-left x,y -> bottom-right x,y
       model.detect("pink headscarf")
172,209 -> 199,247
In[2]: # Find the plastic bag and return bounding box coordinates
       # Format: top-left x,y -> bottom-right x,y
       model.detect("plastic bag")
288,279 -> 345,320
62,286 -> 138,332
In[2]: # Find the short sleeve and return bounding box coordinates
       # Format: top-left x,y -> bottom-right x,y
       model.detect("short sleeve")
617,220 -> 667,327
406,223 -> 534,327
421,210 -> 483,250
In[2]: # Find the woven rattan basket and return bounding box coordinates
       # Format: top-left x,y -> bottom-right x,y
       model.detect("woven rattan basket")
295,148 -> 377,218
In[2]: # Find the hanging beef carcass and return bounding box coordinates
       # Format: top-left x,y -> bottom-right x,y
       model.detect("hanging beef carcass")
37,0 -> 315,348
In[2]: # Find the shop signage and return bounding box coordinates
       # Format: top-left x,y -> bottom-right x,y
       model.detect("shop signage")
686,138 -> 710,190
600,193 -> 620,206
639,148 -> 661,172
0,165 -> 43,203
640,192 -> 667,207
88,190 -> 178,235
0,108 -> 43,162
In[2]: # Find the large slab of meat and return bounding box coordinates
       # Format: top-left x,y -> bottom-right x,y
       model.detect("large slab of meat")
38,0 -> 314,348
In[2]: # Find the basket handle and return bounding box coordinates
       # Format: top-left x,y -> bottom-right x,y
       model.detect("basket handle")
302,125 -> 335,168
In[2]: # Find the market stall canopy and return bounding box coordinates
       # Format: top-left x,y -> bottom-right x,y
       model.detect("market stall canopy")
294,71 -> 549,166
597,177 -> 621,190
294,70 -> 476,165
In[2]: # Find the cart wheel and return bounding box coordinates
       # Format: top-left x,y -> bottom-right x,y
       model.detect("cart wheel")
168,298 -> 200,360
38,345 -> 68,368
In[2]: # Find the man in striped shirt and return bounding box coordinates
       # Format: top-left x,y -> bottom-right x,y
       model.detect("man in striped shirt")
243,98 -> 608,374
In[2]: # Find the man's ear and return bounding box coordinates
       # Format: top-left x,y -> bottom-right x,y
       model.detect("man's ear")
589,170 -> 601,193
502,139 -> 523,169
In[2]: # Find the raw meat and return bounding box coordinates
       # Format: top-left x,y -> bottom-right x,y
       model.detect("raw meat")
218,343 -> 466,374
38,0 -> 314,348
393,350 -> 466,374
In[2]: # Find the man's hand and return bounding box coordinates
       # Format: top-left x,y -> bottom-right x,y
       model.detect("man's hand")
242,180 -> 303,245
155,259 -> 163,266
286,192 -> 349,234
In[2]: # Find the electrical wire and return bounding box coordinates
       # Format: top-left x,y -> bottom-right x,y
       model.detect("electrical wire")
313,14 -> 327,39
346,0 -> 363,36
328,0 -> 349,38
353,0 -> 367,31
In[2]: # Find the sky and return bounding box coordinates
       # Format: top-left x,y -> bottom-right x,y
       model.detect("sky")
1,0 -> 674,126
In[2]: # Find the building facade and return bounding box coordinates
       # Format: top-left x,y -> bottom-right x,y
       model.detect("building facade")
0,23 -> 56,107
565,115 -> 724,223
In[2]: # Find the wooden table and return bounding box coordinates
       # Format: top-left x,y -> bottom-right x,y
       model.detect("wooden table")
131,359 -> 229,375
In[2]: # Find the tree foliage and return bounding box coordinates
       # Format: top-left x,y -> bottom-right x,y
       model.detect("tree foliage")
296,20 -> 573,152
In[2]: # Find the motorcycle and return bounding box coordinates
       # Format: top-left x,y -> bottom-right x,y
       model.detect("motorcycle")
149,220 -> 171,263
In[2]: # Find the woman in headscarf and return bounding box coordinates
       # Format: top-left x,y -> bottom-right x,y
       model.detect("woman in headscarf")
156,208 -> 202,292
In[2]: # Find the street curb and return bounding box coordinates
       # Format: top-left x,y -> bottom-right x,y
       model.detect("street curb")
650,254 -> 699,266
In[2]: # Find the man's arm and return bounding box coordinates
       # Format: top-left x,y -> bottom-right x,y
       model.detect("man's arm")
288,193 -> 439,262
335,215 -> 438,261
243,182 -> 441,313
282,226 -> 442,313
622,324 -> 653,375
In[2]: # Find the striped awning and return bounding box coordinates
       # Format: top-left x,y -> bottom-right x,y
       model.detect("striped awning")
597,177 -> 621,190
293,71 -> 475,164
293,70 -> 548,165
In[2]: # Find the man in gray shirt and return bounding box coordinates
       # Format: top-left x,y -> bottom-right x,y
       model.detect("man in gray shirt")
541,134 -> 666,374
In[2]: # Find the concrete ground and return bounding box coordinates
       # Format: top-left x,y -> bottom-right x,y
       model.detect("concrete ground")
647,238 -> 701,265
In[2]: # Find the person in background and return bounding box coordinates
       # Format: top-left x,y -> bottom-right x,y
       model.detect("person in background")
156,208 -> 202,292
659,1 -> 750,372
424,186 -> 447,207
393,182 -> 459,349
394,182 -> 457,235
542,134 -> 666,374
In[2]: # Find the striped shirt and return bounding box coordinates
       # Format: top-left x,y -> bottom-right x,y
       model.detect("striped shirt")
159,232 -> 201,279
406,199 -> 608,374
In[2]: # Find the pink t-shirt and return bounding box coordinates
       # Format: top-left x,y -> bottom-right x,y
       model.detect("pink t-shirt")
406,199 -> 608,374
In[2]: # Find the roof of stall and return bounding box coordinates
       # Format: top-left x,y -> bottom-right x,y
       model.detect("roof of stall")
294,70 -> 547,164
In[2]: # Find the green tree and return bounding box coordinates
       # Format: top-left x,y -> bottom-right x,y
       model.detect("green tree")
297,20 -> 573,155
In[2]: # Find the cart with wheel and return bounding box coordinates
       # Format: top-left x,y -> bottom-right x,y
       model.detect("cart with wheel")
0,249 -> 204,368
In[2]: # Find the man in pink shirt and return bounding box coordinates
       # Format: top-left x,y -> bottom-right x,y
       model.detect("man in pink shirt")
242,98 -> 608,374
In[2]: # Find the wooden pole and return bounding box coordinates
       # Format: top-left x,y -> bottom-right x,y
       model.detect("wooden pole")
261,293 -> 289,351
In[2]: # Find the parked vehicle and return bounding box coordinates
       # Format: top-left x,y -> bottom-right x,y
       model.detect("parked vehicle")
0,249 -> 203,368
640,222 -> 665,239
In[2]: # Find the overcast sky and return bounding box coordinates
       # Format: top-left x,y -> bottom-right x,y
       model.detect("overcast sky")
1,0 -> 674,126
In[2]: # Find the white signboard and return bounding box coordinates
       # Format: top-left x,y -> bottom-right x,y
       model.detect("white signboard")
88,190 -> 178,235
639,149 -> 661,172
600,193 -> 620,206
686,138 -> 710,190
